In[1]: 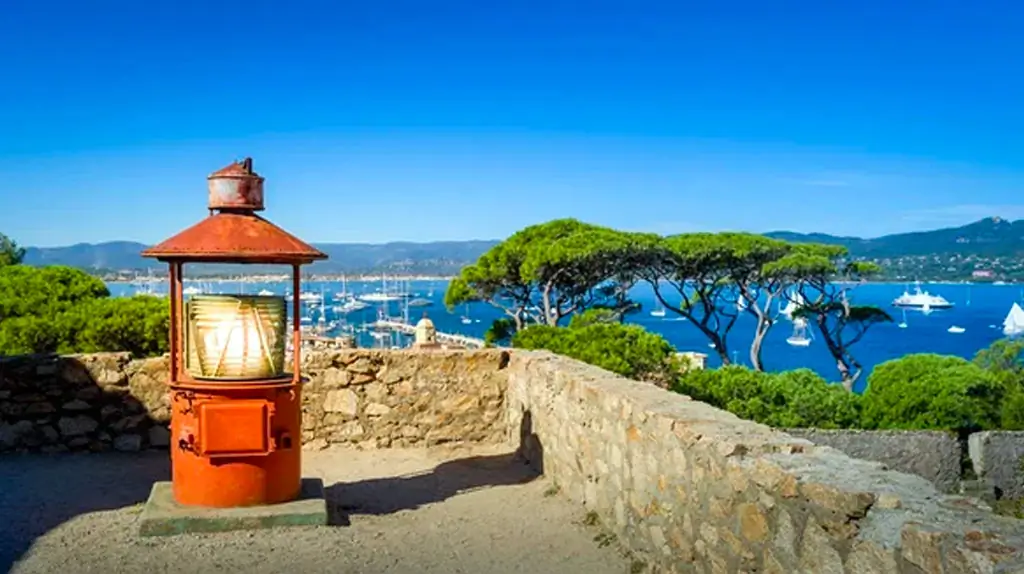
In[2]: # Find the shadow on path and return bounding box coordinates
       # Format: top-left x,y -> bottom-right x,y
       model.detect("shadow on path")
324,451 -> 540,525
0,452 -> 169,571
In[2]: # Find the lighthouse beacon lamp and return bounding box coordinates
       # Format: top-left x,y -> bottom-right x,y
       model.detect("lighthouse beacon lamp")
142,158 -> 327,508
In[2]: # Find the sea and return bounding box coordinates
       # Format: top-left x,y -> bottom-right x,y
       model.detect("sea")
106,280 -> 1023,394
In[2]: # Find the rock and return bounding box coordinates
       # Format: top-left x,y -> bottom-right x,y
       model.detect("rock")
901,522 -> 949,574
323,389 -> 358,416
99,404 -> 121,420
58,415 -> 99,437
67,436 -> 90,448
113,434 -> 143,452
148,426 -> 170,447
0,420 -> 34,448
352,373 -> 375,385
876,493 -> 902,509
321,368 -> 351,388
303,437 -> 328,451
365,402 -> 392,417
74,387 -> 101,400
329,421 -> 364,441
346,357 -> 375,374
111,414 -> 148,432
35,363 -> 58,376
24,402 -> 56,415
400,425 -> 424,439
40,425 -> 59,443
61,399 -> 92,411
364,382 -> 388,402
737,504 -> 769,542
13,393 -> 46,403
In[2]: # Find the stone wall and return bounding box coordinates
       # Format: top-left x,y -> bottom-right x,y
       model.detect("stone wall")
0,353 -> 171,453
785,428 -> 964,494
0,349 -> 510,454
299,349 -> 508,450
970,432 -> 1024,500
505,351 -> 1024,573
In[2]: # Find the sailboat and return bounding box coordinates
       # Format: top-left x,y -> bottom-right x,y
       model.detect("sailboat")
736,296 -> 747,311
650,304 -> 667,318
460,303 -> 473,325
786,317 -> 812,347
898,308 -> 908,329
780,293 -> 804,319
1003,303 -> 1024,337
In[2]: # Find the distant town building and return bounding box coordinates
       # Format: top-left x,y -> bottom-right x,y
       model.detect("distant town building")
973,269 -> 995,279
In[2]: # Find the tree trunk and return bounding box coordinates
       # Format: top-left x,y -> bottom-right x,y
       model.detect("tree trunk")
749,322 -> 768,371
709,333 -> 730,365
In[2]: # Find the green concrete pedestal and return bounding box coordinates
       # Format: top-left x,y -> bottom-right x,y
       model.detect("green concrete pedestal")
138,479 -> 329,537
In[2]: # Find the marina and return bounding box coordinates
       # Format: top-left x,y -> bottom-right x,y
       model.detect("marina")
107,277 -> 1024,392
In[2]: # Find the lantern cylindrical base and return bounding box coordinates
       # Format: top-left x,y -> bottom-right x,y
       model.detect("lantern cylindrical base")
168,378 -> 302,508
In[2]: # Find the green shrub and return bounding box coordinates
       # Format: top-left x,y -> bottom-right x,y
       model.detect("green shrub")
0,265 -> 167,357
861,354 -> 1003,433
66,296 -> 169,357
973,339 -> 1024,430
512,321 -> 677,382
672,366 -> 862,429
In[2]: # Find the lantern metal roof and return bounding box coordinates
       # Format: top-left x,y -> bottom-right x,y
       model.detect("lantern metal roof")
142,158 -> 327,264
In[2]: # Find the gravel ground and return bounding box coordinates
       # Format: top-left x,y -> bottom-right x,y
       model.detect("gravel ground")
1,444 -> 637,574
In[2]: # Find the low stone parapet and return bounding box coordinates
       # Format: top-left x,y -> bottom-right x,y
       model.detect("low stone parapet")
505,351 -> 1024,573
0,349 -> 510,454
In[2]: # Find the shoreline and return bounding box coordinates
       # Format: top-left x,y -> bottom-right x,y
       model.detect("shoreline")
106,274 -> 457,284
105,276 -> 1019,286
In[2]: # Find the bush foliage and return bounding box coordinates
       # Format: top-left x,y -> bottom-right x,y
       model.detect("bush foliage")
512,314 -> 678,383
860,354 -> 1004,433
673,366 -> 862,429
0,265 -> 168,357
668,343 -> 1024,432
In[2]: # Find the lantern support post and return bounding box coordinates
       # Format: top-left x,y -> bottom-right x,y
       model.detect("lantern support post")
292,264 -> 301,382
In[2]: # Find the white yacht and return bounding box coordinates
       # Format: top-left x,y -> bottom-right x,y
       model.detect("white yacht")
786,317 -> 812,347
358,291 -> 403,303
650,305 -> 666,318
286,291 -> 324,304
1003,303 -> 1024,337
357,273 -> 406,303
257,289 -> 275,296
892,284 -> 953,309
183,285 -> 202,296
334,297 -> 370,314
947,326 -> 966,334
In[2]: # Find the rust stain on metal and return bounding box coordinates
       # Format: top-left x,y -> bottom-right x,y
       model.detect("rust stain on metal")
207,157 -> 265,211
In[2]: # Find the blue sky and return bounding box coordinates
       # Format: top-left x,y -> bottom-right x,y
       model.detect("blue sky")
2,0 -> 1023,247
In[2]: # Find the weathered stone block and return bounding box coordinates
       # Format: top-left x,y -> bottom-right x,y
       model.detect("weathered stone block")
322,389 -> 358,416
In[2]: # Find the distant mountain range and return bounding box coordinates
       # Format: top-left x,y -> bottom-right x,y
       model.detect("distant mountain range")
23,217 -> 1024,275
764,217 -> 1024,259
23,240 -> 501,276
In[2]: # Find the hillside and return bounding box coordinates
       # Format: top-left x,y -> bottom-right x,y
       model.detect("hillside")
23,240 -> 500,276
22,217 -> 1024,277
765,217 -> 1024,258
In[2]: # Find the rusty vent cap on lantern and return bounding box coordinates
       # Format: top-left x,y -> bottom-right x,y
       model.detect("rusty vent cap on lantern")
208,157 -> 265,212
141,157 -> 328,264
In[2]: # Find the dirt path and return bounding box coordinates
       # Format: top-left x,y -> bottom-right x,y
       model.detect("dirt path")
1,445 -> 636,574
